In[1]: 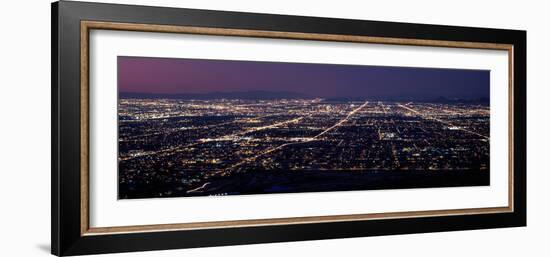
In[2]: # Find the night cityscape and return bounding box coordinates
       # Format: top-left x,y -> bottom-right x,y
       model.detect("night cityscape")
118,57 -> 490,199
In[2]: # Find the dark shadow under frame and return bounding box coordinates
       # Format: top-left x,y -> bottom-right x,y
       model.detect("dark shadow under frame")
52,1 -> 526,256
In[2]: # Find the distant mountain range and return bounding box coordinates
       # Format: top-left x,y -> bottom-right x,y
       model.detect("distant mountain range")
323,96 -> 489,104
119,91 -> 312,100
119,91 -> 488,104
421,96 -> 489,105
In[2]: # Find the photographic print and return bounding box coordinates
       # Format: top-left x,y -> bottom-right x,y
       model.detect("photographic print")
117,56 -> 490,199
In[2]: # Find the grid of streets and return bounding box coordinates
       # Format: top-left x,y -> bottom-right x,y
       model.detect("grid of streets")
118,98 -> 490,198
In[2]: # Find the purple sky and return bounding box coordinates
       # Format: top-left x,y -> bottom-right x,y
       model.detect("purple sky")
118,56 -> 489,99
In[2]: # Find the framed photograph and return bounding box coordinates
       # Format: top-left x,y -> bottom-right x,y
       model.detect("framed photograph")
52,1 -> 526,256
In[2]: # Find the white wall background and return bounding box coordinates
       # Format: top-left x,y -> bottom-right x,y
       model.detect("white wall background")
0,0 -> 547,256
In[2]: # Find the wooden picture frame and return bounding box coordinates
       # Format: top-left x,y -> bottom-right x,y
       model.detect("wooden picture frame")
52,1 -> 526,256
